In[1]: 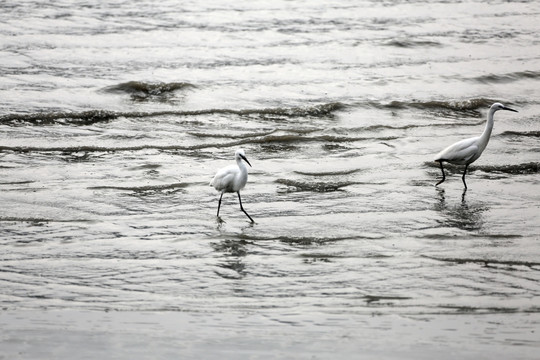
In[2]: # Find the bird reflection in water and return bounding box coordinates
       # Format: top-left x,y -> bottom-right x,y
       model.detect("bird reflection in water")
435,188 -> 487,231
211,239 -> 249,280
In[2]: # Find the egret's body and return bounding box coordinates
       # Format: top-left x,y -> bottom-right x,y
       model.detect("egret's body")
210,149 -> 254,222
434,102 -> 517,189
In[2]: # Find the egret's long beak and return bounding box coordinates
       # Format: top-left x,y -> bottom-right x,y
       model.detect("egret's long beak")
503,106 -> 518,112
240,154 -> 252,167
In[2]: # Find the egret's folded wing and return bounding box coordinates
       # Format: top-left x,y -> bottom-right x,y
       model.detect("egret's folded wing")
435,137 -> 478,163
450,144 -> 478,163
210,165 -> 236,190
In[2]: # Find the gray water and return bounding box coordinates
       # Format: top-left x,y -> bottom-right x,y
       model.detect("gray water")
1,1 -> 540,359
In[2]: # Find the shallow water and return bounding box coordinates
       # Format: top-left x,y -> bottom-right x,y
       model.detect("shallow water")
1,0 -> 540,358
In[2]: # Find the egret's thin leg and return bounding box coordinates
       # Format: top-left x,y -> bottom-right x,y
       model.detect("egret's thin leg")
435,161 -> 446,186
237,191 -> 254,223
217,192 -> 224,217
462,164 -> 469,189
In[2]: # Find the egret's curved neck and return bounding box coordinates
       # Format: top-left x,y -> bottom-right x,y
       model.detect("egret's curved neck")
236,157 -> 248,173
479,108 -> 496,150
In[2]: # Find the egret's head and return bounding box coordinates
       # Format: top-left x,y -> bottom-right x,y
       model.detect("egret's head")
235,149 -> 252,167
491,102 -> 518,113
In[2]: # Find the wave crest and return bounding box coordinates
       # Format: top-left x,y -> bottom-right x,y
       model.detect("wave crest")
0,103 -> 344,126
500,130 -> 540,138
102,81 -> 195,101
275,178 -> 355,192
474,162 -> 539,175
380,98 -> 495,112
472,70 -> 540,84
383,39 -> 442,48
427,161 -> 539,175
0,110 -> 119,126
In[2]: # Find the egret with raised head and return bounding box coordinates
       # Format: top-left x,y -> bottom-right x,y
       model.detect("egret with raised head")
210,149 -> 254,222
434,102 -> 517,189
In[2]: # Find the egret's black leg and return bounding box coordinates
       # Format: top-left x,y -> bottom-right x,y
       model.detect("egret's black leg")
237,191 -> 254,223
217,192 -> 224,217
435,161 -> 446,186
461,164 -> 469,189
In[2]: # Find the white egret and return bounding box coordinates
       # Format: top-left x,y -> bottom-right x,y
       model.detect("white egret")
434,102 -> 517,189
210,149 -> 254,222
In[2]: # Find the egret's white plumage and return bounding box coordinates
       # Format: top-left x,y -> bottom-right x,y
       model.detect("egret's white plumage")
434,102 -> 517,188
210,149 -> 254,222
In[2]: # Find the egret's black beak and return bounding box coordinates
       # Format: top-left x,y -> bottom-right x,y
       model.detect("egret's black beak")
503,106 -> 518,112
240,154 -> 252,167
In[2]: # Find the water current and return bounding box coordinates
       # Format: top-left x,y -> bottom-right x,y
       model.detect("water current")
1,1 -> 539,358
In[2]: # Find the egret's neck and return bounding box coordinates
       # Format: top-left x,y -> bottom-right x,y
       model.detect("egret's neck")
478,108 -> 496,150
236,158 -> 248,174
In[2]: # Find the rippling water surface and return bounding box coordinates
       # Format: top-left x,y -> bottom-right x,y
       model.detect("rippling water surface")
1,0 -> 539,358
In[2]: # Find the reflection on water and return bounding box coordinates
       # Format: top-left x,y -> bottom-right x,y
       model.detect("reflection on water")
435,188 -> 487,231
212,239 -> 249,279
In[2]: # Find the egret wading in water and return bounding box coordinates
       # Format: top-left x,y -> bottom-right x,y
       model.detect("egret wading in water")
210,149 -> 254,222
434,102 -> 517,189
